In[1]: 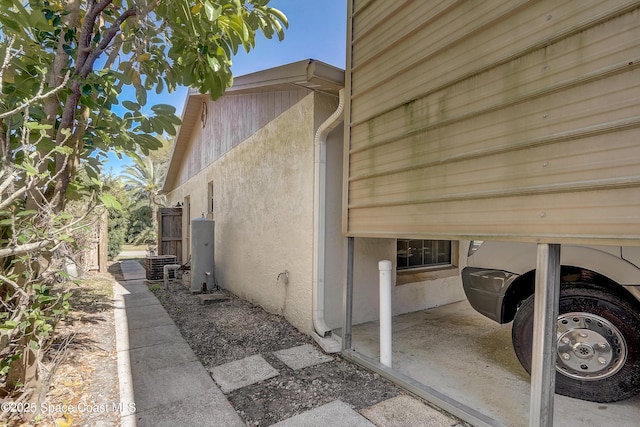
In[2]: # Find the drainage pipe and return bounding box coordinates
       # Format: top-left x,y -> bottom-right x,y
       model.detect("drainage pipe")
312,88 -> 345,344
379,260 -> 393,367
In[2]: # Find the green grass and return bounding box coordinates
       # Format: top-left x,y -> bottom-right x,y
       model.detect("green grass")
115,244 -> 149,260
121,244 -> 148,252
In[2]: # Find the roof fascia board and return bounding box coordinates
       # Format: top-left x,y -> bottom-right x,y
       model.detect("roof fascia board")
228,59 -> 344,93
162,59 -> 345,192
228,59 -> 310,93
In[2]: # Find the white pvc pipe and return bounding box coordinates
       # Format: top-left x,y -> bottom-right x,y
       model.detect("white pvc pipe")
379,259 -> 393,367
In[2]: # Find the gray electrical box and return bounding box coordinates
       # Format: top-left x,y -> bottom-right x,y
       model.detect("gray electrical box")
190,216 -> 215,293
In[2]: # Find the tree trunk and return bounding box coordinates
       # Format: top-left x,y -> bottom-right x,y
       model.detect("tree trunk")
6,345 -> 40,398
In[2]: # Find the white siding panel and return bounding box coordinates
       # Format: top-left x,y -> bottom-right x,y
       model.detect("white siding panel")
348,187 -> 640,244
351,7 -> 640,152
351,0 -> 457,69
350,0 -> 637,123
349,67 -> 640,179
349,127 -> 640,207
346,0 -> 640,244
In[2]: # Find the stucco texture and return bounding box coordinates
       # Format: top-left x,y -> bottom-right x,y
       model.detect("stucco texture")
168,93 -> 317,333
352,238 -> 466,326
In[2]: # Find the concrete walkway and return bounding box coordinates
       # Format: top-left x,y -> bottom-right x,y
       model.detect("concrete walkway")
113,260 -> 461,427
114,261 -> 244,427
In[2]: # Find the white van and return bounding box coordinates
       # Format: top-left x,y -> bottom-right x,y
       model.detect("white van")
462,241 -> 640,403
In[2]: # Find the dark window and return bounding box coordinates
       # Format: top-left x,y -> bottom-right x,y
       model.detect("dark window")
396,240 -> 452,270
208,181 -> 214,214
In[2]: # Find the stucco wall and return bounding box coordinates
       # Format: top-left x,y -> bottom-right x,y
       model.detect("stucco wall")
167,92 -> 337,334
350,238 -> 466,326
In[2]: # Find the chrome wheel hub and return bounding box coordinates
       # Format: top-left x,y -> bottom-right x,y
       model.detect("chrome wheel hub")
556,313 -> 627,381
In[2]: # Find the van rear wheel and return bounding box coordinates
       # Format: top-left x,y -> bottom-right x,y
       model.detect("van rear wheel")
512,284 -> 640,402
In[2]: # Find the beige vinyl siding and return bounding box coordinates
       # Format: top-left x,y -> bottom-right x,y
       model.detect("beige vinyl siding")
345,0 -> 640,244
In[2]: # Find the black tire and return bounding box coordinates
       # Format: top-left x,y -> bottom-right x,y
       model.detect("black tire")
512,284 -> 640,402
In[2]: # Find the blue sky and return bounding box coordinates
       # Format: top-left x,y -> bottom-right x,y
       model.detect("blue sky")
104,0 -> 347,174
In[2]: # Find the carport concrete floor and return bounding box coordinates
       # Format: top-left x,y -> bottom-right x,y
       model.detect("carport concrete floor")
351,300 -> 640,427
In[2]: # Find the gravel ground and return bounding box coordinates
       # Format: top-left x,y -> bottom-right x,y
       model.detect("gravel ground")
19,261 -> 457,427
149,277 -> 405,427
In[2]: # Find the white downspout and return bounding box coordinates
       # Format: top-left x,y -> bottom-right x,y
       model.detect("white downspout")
312,88 -> 344,352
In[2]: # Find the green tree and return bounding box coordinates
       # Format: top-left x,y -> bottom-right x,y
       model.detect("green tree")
103,176 -> 130,259
1,0 -> 287,212
122,155 -> 165,244
126,203 -> 153,243
0,0 -> 287,411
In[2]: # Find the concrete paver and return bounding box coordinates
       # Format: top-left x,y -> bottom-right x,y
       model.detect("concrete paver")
132,360 -> 226,412
123,303 -> 175,329
120,293 -> 161,308
129,341 -> 198,372
210,354 -> 280,393
123,323 -> 185,351
361,395 -> 464,427
135,393 -> 244,427
119,283 -> 151,294
273,343 -> 334,370
118,261 -> 146,280
270,400 -> 376,427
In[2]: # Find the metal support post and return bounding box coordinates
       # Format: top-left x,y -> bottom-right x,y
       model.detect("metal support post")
529,243 -> 561,427
342,236 -> 354,351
